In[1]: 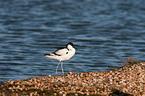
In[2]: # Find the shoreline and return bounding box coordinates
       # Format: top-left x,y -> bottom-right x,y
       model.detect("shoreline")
0,59 -> 145,96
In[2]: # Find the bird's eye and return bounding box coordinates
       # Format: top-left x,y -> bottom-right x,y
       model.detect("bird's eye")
66,52 -> 68,54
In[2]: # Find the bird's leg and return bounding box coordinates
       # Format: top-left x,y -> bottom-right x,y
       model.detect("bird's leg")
56,61 -> 61,75
61,61 -> 64,74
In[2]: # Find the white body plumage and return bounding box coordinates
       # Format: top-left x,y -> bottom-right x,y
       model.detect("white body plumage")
44,42 -> 75,74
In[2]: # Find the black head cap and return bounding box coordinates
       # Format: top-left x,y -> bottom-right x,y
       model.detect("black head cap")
67,42 -> 74,46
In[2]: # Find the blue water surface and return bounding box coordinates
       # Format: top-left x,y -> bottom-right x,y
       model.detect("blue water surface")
0,0 -> 145,82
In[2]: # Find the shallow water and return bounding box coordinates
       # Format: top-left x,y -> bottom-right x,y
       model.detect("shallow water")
0,0 -> 145,82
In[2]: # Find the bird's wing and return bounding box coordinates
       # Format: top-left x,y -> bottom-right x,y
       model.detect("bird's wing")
53,48 -> 69,56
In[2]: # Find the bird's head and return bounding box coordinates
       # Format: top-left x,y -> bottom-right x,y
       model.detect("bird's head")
66,42 -> 74,49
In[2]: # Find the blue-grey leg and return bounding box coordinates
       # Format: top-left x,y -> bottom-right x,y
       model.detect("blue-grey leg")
61,61 -> 64,74
56,61 -> 61,74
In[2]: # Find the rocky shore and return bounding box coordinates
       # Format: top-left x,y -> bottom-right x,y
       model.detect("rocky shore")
0,59 -> 145,96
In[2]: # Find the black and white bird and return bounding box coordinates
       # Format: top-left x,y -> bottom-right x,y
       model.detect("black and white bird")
44,42 -> 76,74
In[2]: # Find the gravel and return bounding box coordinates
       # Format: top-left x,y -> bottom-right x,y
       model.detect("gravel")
0,61 -> 145,96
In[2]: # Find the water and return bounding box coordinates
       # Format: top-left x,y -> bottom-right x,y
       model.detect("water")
0,0 -> 145,82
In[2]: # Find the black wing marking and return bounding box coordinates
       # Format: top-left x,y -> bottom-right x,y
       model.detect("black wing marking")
52,52 -> 61,56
